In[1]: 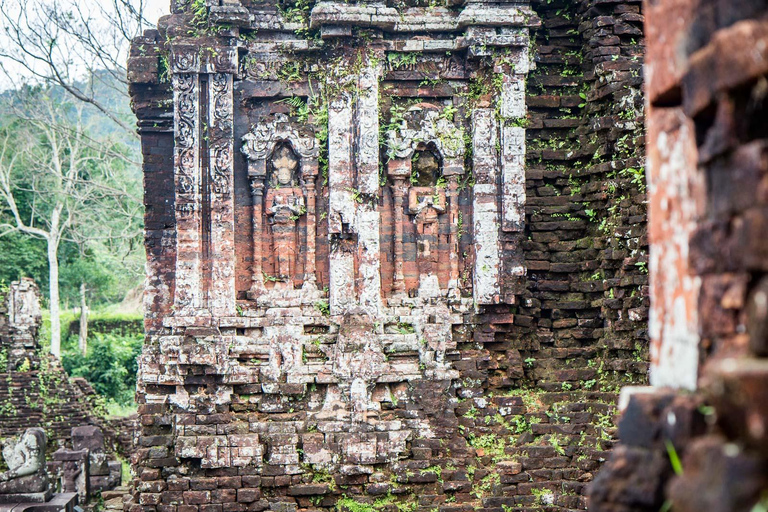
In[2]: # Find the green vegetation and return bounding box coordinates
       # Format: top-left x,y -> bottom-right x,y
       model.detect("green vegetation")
386,52 -> 419,70
665,439 -> 683,476
62,329 -> 143,408
336,493 -> 418,512
190,0 -> 209,28
315,299 -> 330,316
468,433 -> 508,462
750,492 -> 768,512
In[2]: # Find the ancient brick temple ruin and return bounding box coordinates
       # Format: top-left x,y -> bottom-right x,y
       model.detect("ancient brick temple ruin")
588,1 -> 768,511
128,0 -> 647,510
0,280 -> 127,504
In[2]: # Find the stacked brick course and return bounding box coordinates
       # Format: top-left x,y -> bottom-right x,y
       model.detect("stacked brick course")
588,1 -> 768,511
0,281 -> 132,459
127,0 -> 648,510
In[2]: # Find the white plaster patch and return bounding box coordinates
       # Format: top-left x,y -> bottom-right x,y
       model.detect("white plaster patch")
649,117 -> 702,391
500,76 -> 526,120
328,93 -> 356,234
357,207 -> 382,316
501,125 -> 526,232
356,60 -> 381,195
472,110 -> 501,305
650,296 -> 699,390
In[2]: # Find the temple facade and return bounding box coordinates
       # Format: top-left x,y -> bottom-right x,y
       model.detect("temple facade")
128,0 -> 648,509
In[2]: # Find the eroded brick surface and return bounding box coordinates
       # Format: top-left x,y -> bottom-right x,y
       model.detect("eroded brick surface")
589,2 -> 768,511
128,0 -> 649,510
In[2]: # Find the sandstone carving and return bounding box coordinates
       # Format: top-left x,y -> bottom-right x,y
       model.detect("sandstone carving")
0,428 -> 50,503
265,143 -> 306,286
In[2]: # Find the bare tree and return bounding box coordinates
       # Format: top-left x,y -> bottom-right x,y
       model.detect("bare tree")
0,90 -> 142,357
0,0 -> 151,138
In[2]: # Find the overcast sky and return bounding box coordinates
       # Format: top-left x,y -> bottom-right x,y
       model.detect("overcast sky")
0,0 -> 168,90
146,1 -> 168,25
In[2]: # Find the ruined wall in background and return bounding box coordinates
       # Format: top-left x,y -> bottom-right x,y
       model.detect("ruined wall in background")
589,2 -> 768,511
0,279 -> 132,458
127,0 -> 647,510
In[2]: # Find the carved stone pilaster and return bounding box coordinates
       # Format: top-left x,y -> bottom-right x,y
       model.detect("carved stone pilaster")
327,91 -> 357,314
209,73 -> 236,316
355,56 -> 383,315
172,70 -> 204,316
355,58 -> 382,196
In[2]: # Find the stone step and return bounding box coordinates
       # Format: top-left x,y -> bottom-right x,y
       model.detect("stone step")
104,497 -> 124,510
102,487 -> 130,500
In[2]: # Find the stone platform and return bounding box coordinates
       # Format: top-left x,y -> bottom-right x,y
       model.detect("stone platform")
0,493 -> 76,512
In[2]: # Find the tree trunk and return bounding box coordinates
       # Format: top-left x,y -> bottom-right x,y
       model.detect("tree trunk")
79,282 -> 88,356
47,238 -> 61,358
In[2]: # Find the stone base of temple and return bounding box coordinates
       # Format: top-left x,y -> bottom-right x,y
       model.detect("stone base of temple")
0,490 -> 52,505
90,462 -> 122,492
0,493 -> 77,512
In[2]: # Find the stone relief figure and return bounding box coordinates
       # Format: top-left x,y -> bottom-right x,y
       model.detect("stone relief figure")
386,105 -> 465,298
408,149 -> 446,297
265,143 -> 305,285
0,427 -> 50,500
242,113 -> 320,299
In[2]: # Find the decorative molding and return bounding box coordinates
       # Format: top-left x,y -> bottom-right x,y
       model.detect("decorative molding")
383,53 -> 467,79
242,113 -> 319,176
174,73 -> 198,202
171,49 -> 200,74
172,70 -> 203,315
211,73 -> 233,196
385,108 -> 465,173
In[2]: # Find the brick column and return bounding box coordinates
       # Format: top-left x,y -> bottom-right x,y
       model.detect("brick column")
171,51 -> 206,317
248,177 -> 266,295
208,72 -> 236,317
472,108 -> 502,306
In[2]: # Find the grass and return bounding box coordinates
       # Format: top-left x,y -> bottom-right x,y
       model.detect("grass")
106,401 -> 138,417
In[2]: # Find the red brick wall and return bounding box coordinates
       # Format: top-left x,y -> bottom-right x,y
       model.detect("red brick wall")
589,2 -> 768,511
127,1 -> 649,510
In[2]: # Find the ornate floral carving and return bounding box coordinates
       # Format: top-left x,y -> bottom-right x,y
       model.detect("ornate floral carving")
213,48 -> 238,74
242,113 -> 319,166
174,73 -> 197,196
241,56 -> 310,80
211,73 -> 233,195
171,50 -> 199,74
384,53 -> 466,79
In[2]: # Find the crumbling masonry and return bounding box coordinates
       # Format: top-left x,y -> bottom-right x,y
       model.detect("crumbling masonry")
589,1 -> 768,511
127,0 -> 648,510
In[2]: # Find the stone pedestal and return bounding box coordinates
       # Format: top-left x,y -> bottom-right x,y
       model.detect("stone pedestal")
71,425 -> 121,493
52,449 -> 88,502
0,493 -> 77,512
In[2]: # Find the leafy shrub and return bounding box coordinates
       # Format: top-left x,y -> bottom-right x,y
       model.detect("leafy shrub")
62,332 -> 142,406
62,311 -> 143,349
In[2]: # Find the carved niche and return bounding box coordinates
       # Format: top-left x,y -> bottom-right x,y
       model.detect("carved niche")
386,104 -> 465,298
241,114 -> 320,301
